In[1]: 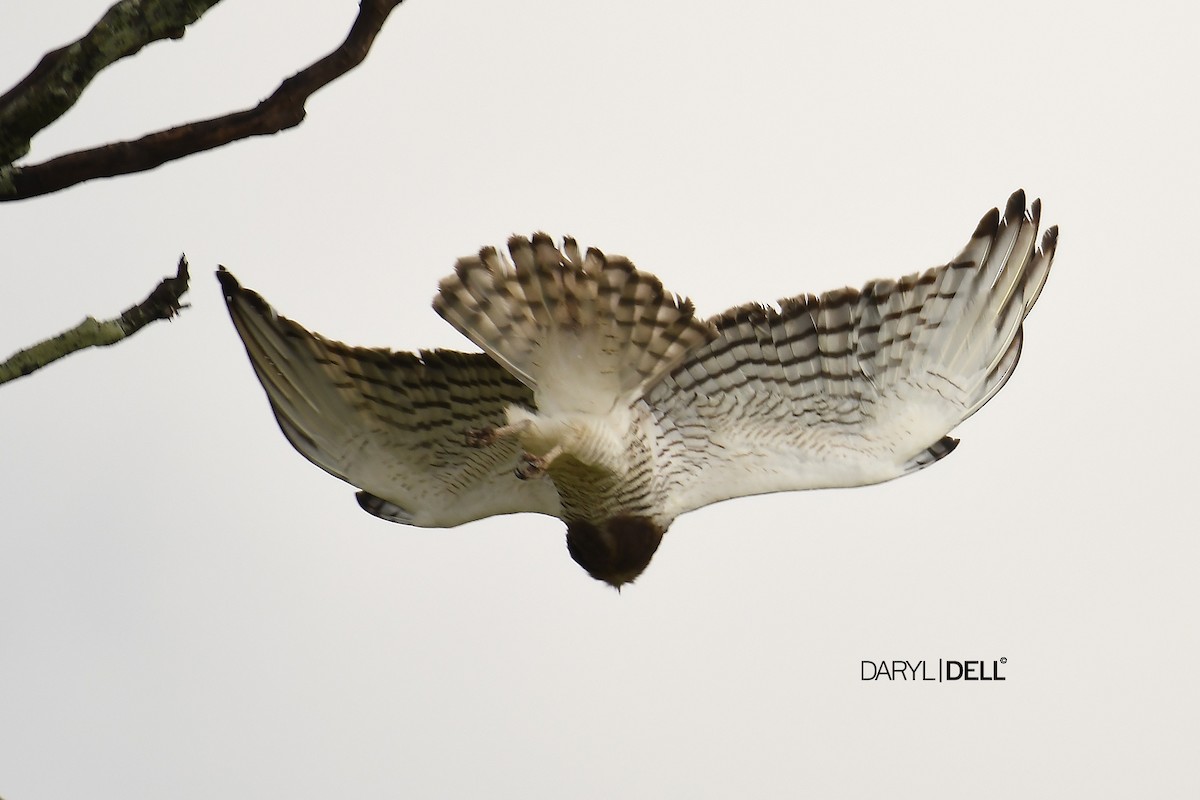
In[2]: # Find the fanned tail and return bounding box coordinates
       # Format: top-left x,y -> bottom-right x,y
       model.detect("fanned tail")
434,233 -> 717,414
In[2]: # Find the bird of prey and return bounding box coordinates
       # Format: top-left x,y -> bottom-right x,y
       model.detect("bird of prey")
219,190 -> 1056,587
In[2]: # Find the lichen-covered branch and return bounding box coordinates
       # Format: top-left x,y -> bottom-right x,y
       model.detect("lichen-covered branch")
0,256 -> 190,385
1,0 -> 406,202
0,0 -> 223,168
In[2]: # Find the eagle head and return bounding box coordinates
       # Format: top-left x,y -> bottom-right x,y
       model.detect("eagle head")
566,515 -> 666,589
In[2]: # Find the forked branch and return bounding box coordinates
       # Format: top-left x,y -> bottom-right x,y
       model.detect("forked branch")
1,0 -> 405,201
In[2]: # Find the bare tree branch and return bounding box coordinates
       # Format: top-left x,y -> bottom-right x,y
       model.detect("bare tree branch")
0,0 -> 224,168
1,0 -> 405,202
0,256 -> 190,385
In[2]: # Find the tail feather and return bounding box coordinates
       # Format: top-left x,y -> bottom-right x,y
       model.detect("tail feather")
434,234 -> 716,414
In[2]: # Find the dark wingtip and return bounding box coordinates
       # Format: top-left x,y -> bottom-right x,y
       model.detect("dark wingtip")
1004,189 -> 1026,223
973,207 -> 1001,239
1041,225 -> 1059,253
214,269 -> 280,322
215,266 -> 240,298
215,267 -> 265,317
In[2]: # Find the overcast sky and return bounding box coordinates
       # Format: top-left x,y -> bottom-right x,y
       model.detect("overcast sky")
2,1 -> 1197,797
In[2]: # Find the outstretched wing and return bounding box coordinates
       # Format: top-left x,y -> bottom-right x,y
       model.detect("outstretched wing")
648,190 -> 1057,520
218,270 -> 562,527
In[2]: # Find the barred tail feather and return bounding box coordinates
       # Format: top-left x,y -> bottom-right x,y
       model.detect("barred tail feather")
434,233 -> 716,414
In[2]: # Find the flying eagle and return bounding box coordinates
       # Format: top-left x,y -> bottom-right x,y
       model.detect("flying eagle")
218,191 -> 1056,587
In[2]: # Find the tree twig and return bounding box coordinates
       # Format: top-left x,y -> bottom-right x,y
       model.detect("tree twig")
1,0 -> 405,202
0,0 -> 225,168
0,256 -> 191,385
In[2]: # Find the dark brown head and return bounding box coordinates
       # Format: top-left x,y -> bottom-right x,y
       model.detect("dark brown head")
566,515 -> 666,588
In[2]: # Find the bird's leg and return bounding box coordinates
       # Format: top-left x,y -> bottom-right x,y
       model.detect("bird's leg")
515,444 -> 563,480
465,419 -> 531,448
464,416 -> 559,479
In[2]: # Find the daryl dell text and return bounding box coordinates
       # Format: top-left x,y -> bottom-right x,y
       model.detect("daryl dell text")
861,659 -> 1007,681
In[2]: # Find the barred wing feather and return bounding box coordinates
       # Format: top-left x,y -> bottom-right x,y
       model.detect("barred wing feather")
649,190 -> 1057,520
218,270 -> 562,528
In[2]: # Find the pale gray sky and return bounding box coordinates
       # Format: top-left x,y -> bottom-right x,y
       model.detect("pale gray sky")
2,1 -> 1196,797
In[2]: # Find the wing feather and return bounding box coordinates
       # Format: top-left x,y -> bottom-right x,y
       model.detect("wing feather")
649,191 -> 1057,519
218,269 -> 561,527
